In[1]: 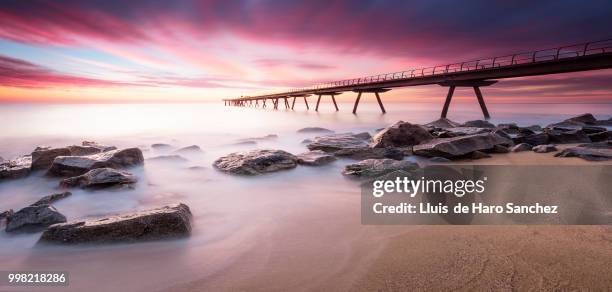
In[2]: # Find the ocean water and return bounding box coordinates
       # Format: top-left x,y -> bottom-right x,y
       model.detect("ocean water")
0,101 -> 610,291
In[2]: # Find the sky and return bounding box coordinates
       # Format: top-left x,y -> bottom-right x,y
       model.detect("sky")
0,0 -> 611,103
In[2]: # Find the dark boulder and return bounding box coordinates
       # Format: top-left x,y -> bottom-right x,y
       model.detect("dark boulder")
38,203 -> 192,244
31,192 -> 72,206
174,145 -> 202,153
151,143 -> 172,149
5,205 -> 66,233
513,132 -> 549,146
333,146 -> 406,161
470,151 -> 492,159
413,133 -> 513,159
588,131 -> 610,142
462,120 -> 495,128
371,121 -> 433,148
511,143 -> 533,152
0,155 -> 32,180
423,118 -> 461,129
297,127 -> 334,133
342,159 -> 419,178
47,148 -> 144,177
545,129 -> 591,144
554,141 -> 612,161
213,149 -> 297,175
60,168 -> 137,189
296,150 -> 337,166
306,133 -> 371,152
69,141 -> 117,156
31,147 -> 71,171
429,157 -> 452,163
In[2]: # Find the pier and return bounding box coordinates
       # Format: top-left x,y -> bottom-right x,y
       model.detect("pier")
224,39 -> 612,119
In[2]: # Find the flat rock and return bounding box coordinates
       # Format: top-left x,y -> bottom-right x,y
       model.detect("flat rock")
237,134 -> 278,143
38,203 -> 192,244
69,141 -> 117,156
429,157 -> 452,163
533,144 -> 558,153
5,205 -> 66,233
547,113 -> 597,128
151,143 -> 173,149
511,143 -> 533,152
31,147 -> 71,171
545,129 -> 591,144
60,168 -> 137,188
554,141 -> 612,161
413,133 -> 513,159
334,146 -> 406,160
371,121 -> 433,148
297,127 -> 334,133
48,148 -> 144,177
588,131 -> 610,142
174,145 -> 202,153
31,191 -> 72,206
296,150 -> 337,166
0,155 -> 32,180
343,159 -> 419,178
462,120 -> 496,128
306,133 -> 371,152
423,118 -> 461,128
445,127 -> 491,136
213,149 -> 297,175
513,132 -> 549,146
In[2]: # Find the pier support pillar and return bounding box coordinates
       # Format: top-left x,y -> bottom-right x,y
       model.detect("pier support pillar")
315,95 -> 322,111
304,97 -> 309,109
438,80 -> 496,120
331,94 -> 339,111
284,97 -> 290,109
263,99 -> 267,108
352,89 -> 389,114
291,97 -> 296,110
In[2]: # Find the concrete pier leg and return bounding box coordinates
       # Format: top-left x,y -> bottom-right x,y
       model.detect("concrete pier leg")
440,85 -> 456,118
274,98 -> 278,110
315,95 -> 322,111
263,99 -> 267,108
291,97 -> 296,110
352,92 -> 362,114
473,86 -> 491,120
331,94 -> 339,111
284,98 -> 289,109
374,92 -> 386,114
304,97 -> 309,110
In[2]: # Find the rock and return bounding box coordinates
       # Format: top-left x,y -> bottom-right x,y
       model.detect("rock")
581,126 -> 607,134
301,139 -> 313,144
0,155 -> 32,180
445,127 -> 491,136
5,205 -> 66,233
232,141 -> 257,146
492,129 -> 513,140
334,147 -> 406,160
342,159 -> 419,178
547,113 -> 597,128
31,192 -> 72,206
38,203 -> 192,244
533,144 -> 558,153
524,125 -> 543,132
513,132 -> 549,146
151,143 -> 172,149
69,141 -> 117,155
588,131 -> 610,142
59,168 -> 137,188
237,134 -> 278,143
371,121 -> 433,148
491,145 -> 510,153
297,127 -> 334,133
146,155 -> 188,162
0,209 -> 13,228
462,120 -> 495,128
174,145 -> 202,153
545,129 -> 591,144
424,118 -> 460,128
306,133 -> 370,152
296,150 -> 337,166
511,143 -> 533,152
48,148 -> 144,177
353,132 -> 372,140
213,149 -> 297,175
413,133 -> 513,159
429,157 -> 452,163
31,147 -> 71,171
470,151 -> 492,159
554,141 -> 612,161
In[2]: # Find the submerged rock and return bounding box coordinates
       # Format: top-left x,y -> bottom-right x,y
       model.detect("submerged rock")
48,148 -> 144,177
296,150 -> 337,166
532,144 -> 558,153
147,155 -> 188,162
306,133 -> 371,152
462,120 -> 495,128
213,149 -> 298,175
297,127 -> 334,133
413,133 -> 512,159
0,209 -> 13,228
371,121 -> 433,148
31,147 -> 71,171
31,192 -> 72,206
343,159 -> 419,178
174,145 -> 202,153
38,203 -> 192,244
60,168 -> 137,189
555,141 -> 612,161
511,143 -> 533,152
5,205 -> 66,233
0,155 -> 32,180
69,141 -> 117,156
151,143 -> 173,149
